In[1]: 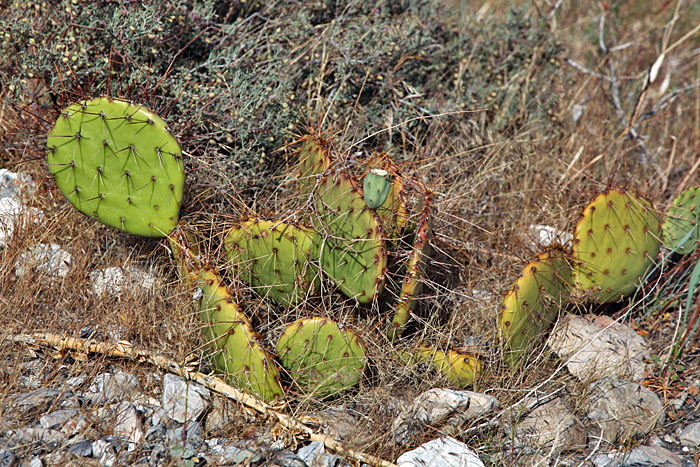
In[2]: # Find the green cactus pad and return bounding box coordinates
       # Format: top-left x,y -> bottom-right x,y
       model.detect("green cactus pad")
298,134 -> 332,195
572,189 -> 661,302
406,345 -> 482,387
499,249 -> 572,366
276,317 -> 366,398
388,193 -> 433,340
168,226 -> 201,286
363,168 -> 392,209
224,219 -> 317,306
310,171 -> 387,303
195,267 -> 284,402
662,185 -> 700,255
47,97 -> 185,237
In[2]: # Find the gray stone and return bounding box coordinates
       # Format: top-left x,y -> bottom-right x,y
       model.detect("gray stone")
59,414 -> 88,436
548,314 -> 651,383
512,396 -> 587,452
39,409 -> 78,430
145,424 -> 166,442
585,378 -> 665,444
205,439 -> 263,464
0,449 -> 15,467
11,388 -> 67,413
272,451 -> 309,467
162,374 -> 210,423
0,169 -> 35,199
92,439 -> 117,467
679,422 -> 700,447
297,441 -> 324,465
113,401 -> 144,444
396,437 -> 484,467
610,445 -> 682,466
28,457 -> 42,467
67,439 -> 93,457
9,427 -> 65,447
392,388 -> 498,444
167,421 -> 204,452
14,243 -> 72,278
89,371 -> 141,405
0,197 -> 45,248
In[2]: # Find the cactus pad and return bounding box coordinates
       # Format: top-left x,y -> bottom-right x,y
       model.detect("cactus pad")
195,267 -> 284,401
408,345 -> 482,387
47,97 -> 185,237
499,249 -> 572,365
311,171 -> 387,303
363,168 -> 392,209
224,219 -> 317,306
364,153 -> 409,237
388,193 -> 433,340
298,135 -> 332,196
662,185 -> 700,255
572,189 -> 661,302
276,317 -> 366,398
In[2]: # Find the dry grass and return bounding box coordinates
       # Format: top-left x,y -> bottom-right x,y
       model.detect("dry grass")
1,0 -> 699,464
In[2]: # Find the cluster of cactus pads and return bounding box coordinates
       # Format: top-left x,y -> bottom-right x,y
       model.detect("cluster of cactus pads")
499,186 -> 700,364
47,98 -> 700,402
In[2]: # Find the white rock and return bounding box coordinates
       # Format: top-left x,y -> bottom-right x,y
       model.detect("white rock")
89,371 -> 141,404
113,401 -> 144,445
547,314 -> 651,383
92,439 -> 116,467
14,243 -> 72,278
512,397 -> 587,452
90,266 -> 157,296
528,224 -> 572,248
39,409 -> 78,430
162,374 -> 210,423
585,378 -> 664,444
607,445 -> 682,466
0,169 -> 36,199
572,104 -> 586,124
679,422 -> 700,447
0,197 -> 46,247
397,437 -> 484,467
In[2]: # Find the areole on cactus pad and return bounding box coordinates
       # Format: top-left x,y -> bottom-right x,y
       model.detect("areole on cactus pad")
47,97 -> 185,237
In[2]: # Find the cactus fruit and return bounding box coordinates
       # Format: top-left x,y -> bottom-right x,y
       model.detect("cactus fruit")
403,345 -> 482,387
47,97 -> 185,237
572,189 -> 661,302
224,219 -> 317,306
388,193 -> 433,340
363,168 -> 392,209
195,267 -> 284,402
276,317 -> 366,398
499,249 -> 572,365
311,170 -> 387,303
298,135 -> 332,196
662,185 -> 700,255
364,153 -> 409,238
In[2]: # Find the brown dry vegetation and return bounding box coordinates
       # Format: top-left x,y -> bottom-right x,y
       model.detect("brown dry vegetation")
1,0 -> 699,465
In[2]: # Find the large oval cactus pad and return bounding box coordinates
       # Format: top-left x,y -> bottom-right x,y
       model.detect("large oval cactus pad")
499,249 -> 572,366
298,134 -> 332,196
662,185 -> 700,255
224,219 -> 317,306
276,317 -> 366,398
195,267 -> 284,402
47,97 -> 184,237
310,171 -> 387,303
572,189 -> 660,302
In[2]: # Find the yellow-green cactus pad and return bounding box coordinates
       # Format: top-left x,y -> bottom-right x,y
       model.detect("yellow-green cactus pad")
224,219 -> 317,306
298,134 -> 332,196
409,345 -> 482,387
662,185 -> 700,255
311,171 -> 387,303
499,249 -> 572,365
195,267 -> 284,402
276,317 -> 366,398
572,189 -> 661,302
47,97 -> 185,237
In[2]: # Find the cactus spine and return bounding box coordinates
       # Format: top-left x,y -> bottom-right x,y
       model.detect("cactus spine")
47,97 -> 184,237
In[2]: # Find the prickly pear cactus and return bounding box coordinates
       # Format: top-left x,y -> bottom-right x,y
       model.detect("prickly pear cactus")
311,170 -> 387,303
363,168 -> 392,209
224,219 -> 317,306
276,317 -> 366,398
572,189 -> 661,302
405,345 -> 482,388
662,185 -> 700,255
196,267 -> 284,401
298,134 -> 332,196
388,193 -> 433,340
47,97 -> 184,237
499,249 -> 572,365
